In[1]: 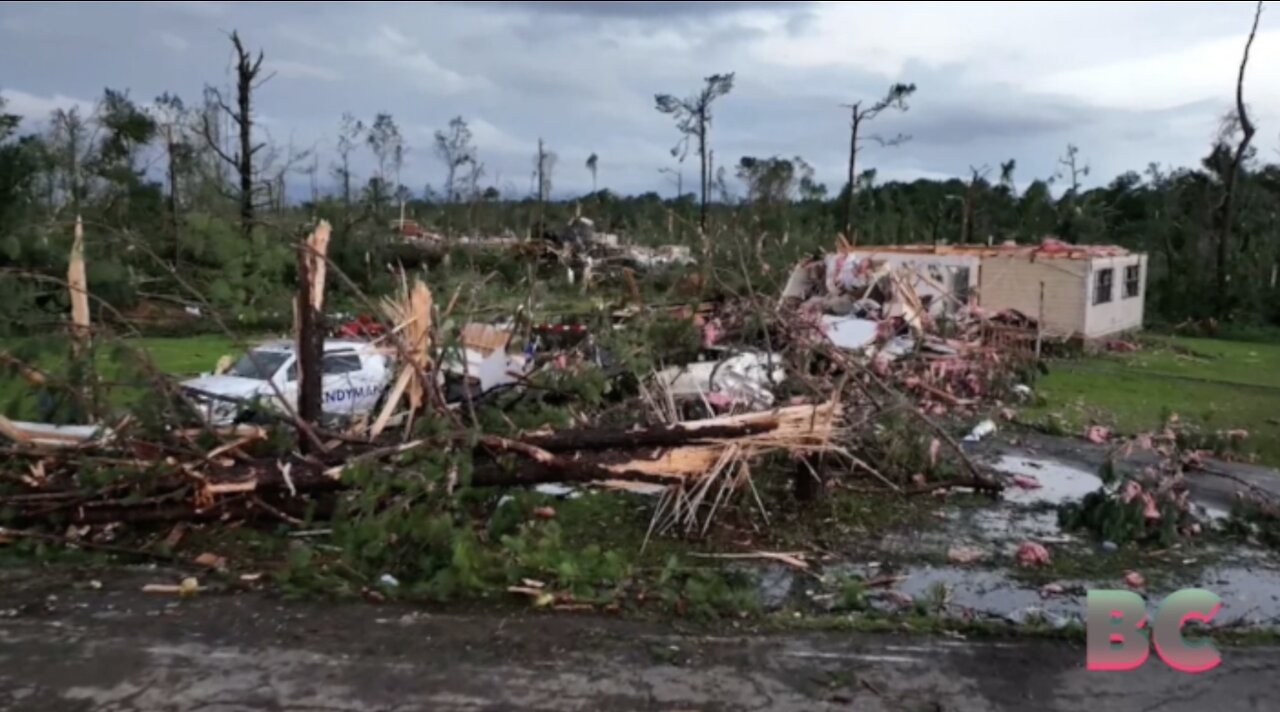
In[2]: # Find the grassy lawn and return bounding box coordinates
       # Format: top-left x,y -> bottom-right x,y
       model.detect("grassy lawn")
1,334 -> 253,419
1026,335 -> 1280,465
127,335 -> 242,375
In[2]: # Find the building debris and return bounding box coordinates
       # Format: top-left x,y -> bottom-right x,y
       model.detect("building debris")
654,351 -> 784,411
1016,541 -> 1052,567
964,419 -> 997,443
0,225 -> 1076,571
947,545 -> 988,564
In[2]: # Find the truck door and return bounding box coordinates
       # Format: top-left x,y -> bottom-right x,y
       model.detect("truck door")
277,357 -> 299,414
320,351 -> 368,417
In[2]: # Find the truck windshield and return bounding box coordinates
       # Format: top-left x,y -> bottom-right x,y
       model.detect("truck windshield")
226,350 -> 291,380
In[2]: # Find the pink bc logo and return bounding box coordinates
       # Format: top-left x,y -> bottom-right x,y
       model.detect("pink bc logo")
1086,589 -> 1223,673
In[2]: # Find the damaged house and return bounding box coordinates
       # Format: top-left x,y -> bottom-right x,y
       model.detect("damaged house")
785,239 -> 1147,341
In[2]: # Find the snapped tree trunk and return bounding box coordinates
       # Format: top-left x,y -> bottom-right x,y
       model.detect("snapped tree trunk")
294,221 -> 331,449
199,32 -> 266,245
1215,0 -> 1262,316
235,46 -> 255,241
295,245 -> 322,433
698,120 -> 708,235
165,128 -> 181,267
844,106 -> 861,244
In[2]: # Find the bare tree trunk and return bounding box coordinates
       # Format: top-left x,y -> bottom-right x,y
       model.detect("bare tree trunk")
235,37 -> 257,240
165,126 -> 181,268
698,119 -> 708,234
341,157 -> 351,212
200,31 -> 267,243
844,105 -> 861,244
1215,0 -> 1263,313
536,138 -> 545,233
294,222 -> 331,449
295,245 -> 321,432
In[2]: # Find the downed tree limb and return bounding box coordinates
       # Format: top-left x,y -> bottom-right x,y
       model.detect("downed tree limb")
521,421 -> 776,452
905,476 -> 1008,496
470,459 -> 677,488
0,526 -> 179,561
687,551 -> 810,570
783,317 -> 1000,493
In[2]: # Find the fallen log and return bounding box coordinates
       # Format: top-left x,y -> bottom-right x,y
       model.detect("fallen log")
470,460 -> 676,488
521,421 -> 776,452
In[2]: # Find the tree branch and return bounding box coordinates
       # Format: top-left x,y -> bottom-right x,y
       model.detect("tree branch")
199,112 -> 237,168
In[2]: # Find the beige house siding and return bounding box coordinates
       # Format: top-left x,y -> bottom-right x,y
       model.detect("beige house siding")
1083,255 -> 1146,338
977,256 -> 1089,337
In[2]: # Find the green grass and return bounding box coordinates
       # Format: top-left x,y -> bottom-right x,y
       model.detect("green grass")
127,335 -> 241,376
1026,335 -> 1280,465
1,334 -> 254,419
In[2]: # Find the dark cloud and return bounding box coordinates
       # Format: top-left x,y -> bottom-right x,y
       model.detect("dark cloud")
0,1 -> 1258,200
494,1 -> 812,19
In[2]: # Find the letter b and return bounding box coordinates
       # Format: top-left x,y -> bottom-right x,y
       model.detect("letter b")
1086,590 -> 1149,671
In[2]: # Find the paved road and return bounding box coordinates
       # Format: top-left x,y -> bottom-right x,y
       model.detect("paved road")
0,569 -> 1273,711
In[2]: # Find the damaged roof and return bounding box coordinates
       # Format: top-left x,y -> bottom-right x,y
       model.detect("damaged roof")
839,238 -> 1135,260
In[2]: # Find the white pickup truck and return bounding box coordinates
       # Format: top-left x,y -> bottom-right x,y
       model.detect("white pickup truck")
180,339 -> 393,426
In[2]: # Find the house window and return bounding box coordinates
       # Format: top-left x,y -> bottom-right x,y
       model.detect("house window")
1094,268 -> 1114,305
322,353 -> 363,375
1124,264 -> 1140,298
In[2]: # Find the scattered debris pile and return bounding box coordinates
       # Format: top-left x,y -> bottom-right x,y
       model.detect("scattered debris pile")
1,223 -> 1046,576
778,250 -> 1032,417
0,398 -> 841,530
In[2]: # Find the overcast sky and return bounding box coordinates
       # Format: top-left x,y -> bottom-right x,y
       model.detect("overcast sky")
2,1 -> 1277,199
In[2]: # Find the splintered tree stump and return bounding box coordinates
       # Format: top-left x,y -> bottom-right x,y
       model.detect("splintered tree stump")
792,453 -> 826,502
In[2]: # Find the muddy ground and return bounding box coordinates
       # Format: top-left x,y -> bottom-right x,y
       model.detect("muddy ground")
0,566 -> 1275,712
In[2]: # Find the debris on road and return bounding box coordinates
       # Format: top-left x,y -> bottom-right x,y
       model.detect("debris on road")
947,545 -> 988,564
964,419 -> 997,442
1016,541 -> 1052,567
143,577 -> 200,596
1084,425 -> 1112,444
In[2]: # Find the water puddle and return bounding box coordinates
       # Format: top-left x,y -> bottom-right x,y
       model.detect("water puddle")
1196,565 -> 1280,626
891,565 -> 1083,626
988,454 -> 1104,506
852,561 -> 1280,629
748,447 -> 1280,629
963,508 -> 1065,547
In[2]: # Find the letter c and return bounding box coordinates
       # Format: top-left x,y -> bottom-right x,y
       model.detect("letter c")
1153,589 -> 1222,673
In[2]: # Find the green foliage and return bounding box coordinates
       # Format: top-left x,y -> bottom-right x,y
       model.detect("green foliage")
644,314 -> 704,365
1058,470 -> 1187,547
1059,490 -> 1156,545
654,555 -> 759,619
831,575 -> 869,612
1224,499 -> 1280,551
500,520 -> 632,601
